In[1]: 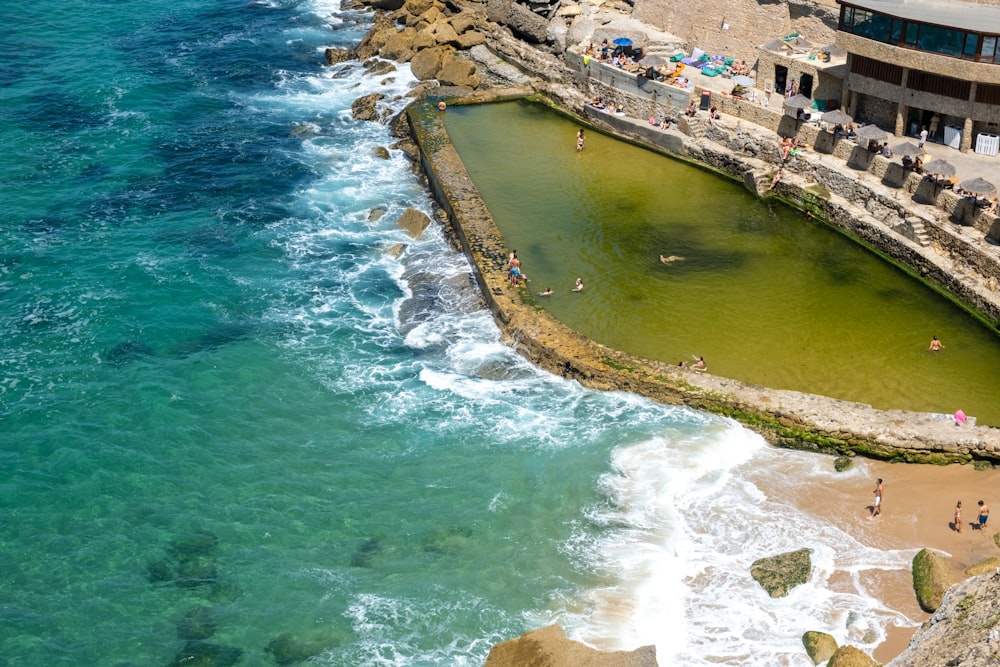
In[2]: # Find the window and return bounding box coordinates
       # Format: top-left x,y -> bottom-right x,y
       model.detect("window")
965,33 -> 979,58
917,25 -> 965,58
981,36 -> 997,63
904,23 -> 918,47
890,19 -> 903,45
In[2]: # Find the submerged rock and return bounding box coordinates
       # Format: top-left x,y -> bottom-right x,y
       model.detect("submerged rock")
167,640 -> 242,667
266,633 -> 332,665
104,340 -> 153,365
750,548 -> 812,598
177,607 -> 217,640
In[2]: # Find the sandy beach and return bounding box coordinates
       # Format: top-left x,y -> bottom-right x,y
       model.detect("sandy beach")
768,457 -> 1000,663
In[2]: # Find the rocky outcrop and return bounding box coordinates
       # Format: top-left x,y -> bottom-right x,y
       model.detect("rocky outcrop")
339,0 -> 488,91
351,93 -> 386,121
801,630 -> 838,665
750,548 -> 812,598
912,548 -> 952,613
483,625 -> 658,667
889,570 -> 1000,667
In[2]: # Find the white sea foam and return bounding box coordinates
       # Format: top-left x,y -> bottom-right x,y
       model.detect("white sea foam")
553,432 -> 919,666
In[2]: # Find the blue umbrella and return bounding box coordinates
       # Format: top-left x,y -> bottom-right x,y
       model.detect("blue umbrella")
613,37 -> 632,47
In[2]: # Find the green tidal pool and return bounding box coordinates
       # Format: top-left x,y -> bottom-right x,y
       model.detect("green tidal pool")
444,100 -> 1000,426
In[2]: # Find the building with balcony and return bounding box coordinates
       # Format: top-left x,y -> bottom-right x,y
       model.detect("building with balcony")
836,0 -> 1000,153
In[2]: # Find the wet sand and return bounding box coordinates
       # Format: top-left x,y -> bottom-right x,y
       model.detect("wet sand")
776,458 -> 1000,663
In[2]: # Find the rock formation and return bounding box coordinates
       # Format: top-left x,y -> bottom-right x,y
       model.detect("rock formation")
889,570 -> 1000,667
483,625 -> 658,667
750,547 -> 812,598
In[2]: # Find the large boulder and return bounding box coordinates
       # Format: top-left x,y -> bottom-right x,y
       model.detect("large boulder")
456,30 -> 486,49
351,93 -> 386,121
380,26 -> 417,61
450,10 -> 485,34
484,0 -> 513,25
912,548 -> 952,612
750,548 -> 812,598
410,45 -> 451,80
801,630 -> 838,665
484,625 -> 658,667
355,12 -> 396,60
506,2 -> 550,44
325,47 -> 355,64
397,207 -> 431,238
437,55 -> 480,88
827,645 -> 879,667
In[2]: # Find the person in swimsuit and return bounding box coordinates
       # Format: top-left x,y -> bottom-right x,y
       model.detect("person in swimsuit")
929,335 -> 943,351
538,287 -> 553,296
978,500 -> 989,530
954,500 -> 962,533
576,128 -> 585,152
691,355 -> 706,371
508,254 -> 521,286
573,278 -> 583,292
871,478 -> 883,518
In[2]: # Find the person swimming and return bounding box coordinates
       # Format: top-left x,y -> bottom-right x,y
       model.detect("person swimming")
573,278 -> 583,292
660,254 -> 684,263
538,287 -> 553,296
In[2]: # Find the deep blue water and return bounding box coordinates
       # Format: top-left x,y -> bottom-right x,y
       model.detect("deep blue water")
1,1 -> 920,665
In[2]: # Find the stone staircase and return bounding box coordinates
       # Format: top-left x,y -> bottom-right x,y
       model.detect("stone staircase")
904,215 -> 933,247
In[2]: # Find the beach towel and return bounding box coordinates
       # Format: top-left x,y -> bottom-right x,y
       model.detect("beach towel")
701,66 -> 723,77
669,52 -> 685,62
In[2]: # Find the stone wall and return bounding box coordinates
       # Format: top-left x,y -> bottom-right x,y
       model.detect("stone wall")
632,0 -> 839,63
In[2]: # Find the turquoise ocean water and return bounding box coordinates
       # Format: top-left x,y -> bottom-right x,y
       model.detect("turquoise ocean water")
3,1 -> 921,665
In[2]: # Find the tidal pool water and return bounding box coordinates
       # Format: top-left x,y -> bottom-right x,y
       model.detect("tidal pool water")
444,100 -> 1000,425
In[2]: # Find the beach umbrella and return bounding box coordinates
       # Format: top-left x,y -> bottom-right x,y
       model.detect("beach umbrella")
613,37 -> 633,47
923,158 -> 956,178
639,54 -> 669,66
821,109 -> 852,125
732,75 -> 755,87
891,141 -> 924,157
855,124 -> 888,144
958,177 -> 997,197
783,94 -> 813,110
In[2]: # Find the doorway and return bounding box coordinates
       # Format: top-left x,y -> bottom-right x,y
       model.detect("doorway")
799,73 -> 814,99
774,65 -> 788,96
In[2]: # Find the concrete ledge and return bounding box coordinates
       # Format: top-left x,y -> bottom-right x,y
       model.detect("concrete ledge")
407,95 -> 1000,463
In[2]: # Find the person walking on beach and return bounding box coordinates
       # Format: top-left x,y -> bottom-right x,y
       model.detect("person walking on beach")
871,478 -> 883,518
954,500 -> 962,533
576,128 -> 585,152
978,500 -> 989,530
929,335 -> 944,351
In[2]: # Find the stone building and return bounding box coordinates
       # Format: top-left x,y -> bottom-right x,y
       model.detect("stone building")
836,0 -> 1000,153
754,37 -> 847,110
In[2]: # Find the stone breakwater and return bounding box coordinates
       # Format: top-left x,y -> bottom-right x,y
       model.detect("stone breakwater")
405,97 -> 1000,463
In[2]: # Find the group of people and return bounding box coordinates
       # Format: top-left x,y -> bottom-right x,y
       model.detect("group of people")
678,355 -> 707,371
535,278 -> 584,296
953,500 -> 991,533
779,135 -> 807,160
871,477 -> 990,534
589,97 -> 624,115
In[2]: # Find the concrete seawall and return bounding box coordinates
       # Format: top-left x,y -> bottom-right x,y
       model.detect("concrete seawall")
406,97 -> 1000,463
